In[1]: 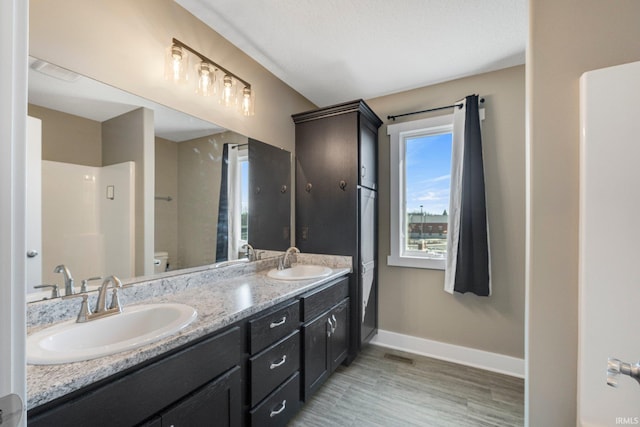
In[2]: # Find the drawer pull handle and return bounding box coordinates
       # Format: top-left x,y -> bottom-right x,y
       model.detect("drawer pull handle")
332,314 -> 337,333
270,355 -> 287,369
269,316 -> 287,328
270,400 -> 287,417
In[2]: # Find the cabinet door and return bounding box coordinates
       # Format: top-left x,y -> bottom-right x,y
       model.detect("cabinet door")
248,138 -> 291,251
295,112 -> 358,256
359,118 -> 378,190
161,366 -> 241,427
329,299 -> 350,369
301,313 -> 331,401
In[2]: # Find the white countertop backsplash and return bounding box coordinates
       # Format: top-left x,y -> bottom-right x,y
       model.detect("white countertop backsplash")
26,253 -> 352,409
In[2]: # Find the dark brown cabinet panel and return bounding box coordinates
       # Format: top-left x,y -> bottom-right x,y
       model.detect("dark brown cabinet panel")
301,279 -> 350,402
248,299 -> 300,354
160,366 -> 241,427
249,331 -> 300,407
28,326 -> 242,427
293,100 -> 382,362
329,299 -> 349,368
248,138 -> 291,251
249,372 -> 302,427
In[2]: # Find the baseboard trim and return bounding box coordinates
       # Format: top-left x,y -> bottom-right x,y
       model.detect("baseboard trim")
370,329 -> 525,378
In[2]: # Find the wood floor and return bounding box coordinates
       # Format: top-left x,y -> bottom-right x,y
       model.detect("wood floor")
288,345 -> 524,427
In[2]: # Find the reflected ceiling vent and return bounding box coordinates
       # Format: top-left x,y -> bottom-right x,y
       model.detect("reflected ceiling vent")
30,59 -> 80,82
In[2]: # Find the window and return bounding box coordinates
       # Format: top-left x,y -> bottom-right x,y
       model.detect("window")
388,114 -> 454,270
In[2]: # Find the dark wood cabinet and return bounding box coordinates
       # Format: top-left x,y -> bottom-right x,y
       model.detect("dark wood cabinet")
300,278 -> 350,400
293,100 -> 382,361
248,138 -> 291,251
28,327 -> 242,427
158,366 -> 241,427
247,302 -> 302,426
27,274 -> 352,427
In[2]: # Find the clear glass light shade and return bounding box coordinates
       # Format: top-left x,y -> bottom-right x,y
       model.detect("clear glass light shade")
220,74 -> 237,107
241,87 -> 255,116
196,61 -> 216,96
164,44 -> 189,83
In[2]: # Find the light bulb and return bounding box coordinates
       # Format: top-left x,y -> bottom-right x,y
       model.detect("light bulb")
196,61 -> 215,96
241,87 -> 254,116
220,74 -> 237,107
164,43 -> 189,83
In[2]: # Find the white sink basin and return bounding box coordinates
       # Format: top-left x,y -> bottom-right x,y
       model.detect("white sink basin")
267,264 -> 332,281
27,303 -> 197,365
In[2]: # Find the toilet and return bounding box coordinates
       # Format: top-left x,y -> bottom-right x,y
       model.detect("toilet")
154,251 -> 169,273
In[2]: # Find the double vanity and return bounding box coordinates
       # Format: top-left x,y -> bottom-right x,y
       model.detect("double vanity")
26,253 -> 352,426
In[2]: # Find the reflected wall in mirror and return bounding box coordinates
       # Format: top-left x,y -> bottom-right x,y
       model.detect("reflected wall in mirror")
26,57 -> 292,302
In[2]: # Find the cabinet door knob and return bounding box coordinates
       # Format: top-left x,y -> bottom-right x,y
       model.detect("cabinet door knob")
339,180 -> 347,191
269,316 -> 287,328
27,250 -> 39,258
305,183 -> 312,192
269,355 -> 287,369
270,400 -> 287,417
361,165 -> 366,178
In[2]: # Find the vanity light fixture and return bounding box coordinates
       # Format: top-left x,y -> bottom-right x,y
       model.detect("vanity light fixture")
165,38 -> 255,116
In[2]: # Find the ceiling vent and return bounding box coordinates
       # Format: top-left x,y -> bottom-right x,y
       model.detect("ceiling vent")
30,59 -> 80,82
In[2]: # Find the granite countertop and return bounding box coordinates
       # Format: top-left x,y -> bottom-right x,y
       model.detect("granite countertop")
26,254 -> 351,409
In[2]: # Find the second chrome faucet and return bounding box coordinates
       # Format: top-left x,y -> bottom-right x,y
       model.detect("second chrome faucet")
64,275 -> 123,323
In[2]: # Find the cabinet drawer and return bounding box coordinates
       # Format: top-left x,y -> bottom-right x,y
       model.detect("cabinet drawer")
28,327 -> 242,427
250,330 -> 300,407
248,300 -> 300,354
300,277 -> 349,322
250,372 -> 301,427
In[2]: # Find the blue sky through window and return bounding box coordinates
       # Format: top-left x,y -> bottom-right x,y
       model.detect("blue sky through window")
405,132 -> 452,215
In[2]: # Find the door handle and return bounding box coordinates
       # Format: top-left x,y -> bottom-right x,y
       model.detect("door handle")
0,393 -> 23,427
607,358 -> 640,387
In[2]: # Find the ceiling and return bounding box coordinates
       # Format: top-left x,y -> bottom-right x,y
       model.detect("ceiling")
28,58 -> 224,142
176,0 -> 527,107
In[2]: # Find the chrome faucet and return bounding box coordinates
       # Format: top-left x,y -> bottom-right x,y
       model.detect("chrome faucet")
63,275 -> 123,323
54,264 -> 75,295
95,275 -> 123,315
33,284 -> 60,299
81,276 -> 103,293
278,247 -> 300,270
242,243 -> 256,261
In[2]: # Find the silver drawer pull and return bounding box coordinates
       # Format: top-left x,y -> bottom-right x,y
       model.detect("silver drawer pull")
269,316 -> 287,328
270,400 -> 286,417
270,355 -> 287,369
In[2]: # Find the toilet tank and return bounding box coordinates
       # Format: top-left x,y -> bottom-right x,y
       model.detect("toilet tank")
154,251 -> 169,273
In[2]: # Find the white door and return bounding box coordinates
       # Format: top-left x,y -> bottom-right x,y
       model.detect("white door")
26,116 -> 42,292
579,60 -> 640,426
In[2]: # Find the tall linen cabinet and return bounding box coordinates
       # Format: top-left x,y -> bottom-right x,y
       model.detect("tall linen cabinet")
292,100 -> 382,362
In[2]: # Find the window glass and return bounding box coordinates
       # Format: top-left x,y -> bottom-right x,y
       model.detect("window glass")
404,132 -> 452,259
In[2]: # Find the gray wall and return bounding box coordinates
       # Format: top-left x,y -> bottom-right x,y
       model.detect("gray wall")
527,0 -> 640,425
102,107 -> 155,276
28,104 -> 102,166
154,137 -> 178,269
367,65 -> 525,359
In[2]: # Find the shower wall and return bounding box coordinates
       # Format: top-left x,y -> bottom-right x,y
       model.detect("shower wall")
41,160 -> 135,289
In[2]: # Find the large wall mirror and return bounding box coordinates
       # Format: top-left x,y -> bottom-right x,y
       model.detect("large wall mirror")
26,57 -> 292,303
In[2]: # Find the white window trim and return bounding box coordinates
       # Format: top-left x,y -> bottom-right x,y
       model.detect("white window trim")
387,109 -> 485,270
388,114 -> 453,270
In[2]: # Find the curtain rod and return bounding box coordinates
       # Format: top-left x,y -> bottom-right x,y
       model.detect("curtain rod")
387,97 -> 485,121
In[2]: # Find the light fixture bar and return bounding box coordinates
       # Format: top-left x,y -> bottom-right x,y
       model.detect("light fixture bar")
171,38 -> 251,89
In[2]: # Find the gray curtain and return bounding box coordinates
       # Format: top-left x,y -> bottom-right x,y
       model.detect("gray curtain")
444,94 -> 491,296
215,144 -> 229,262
